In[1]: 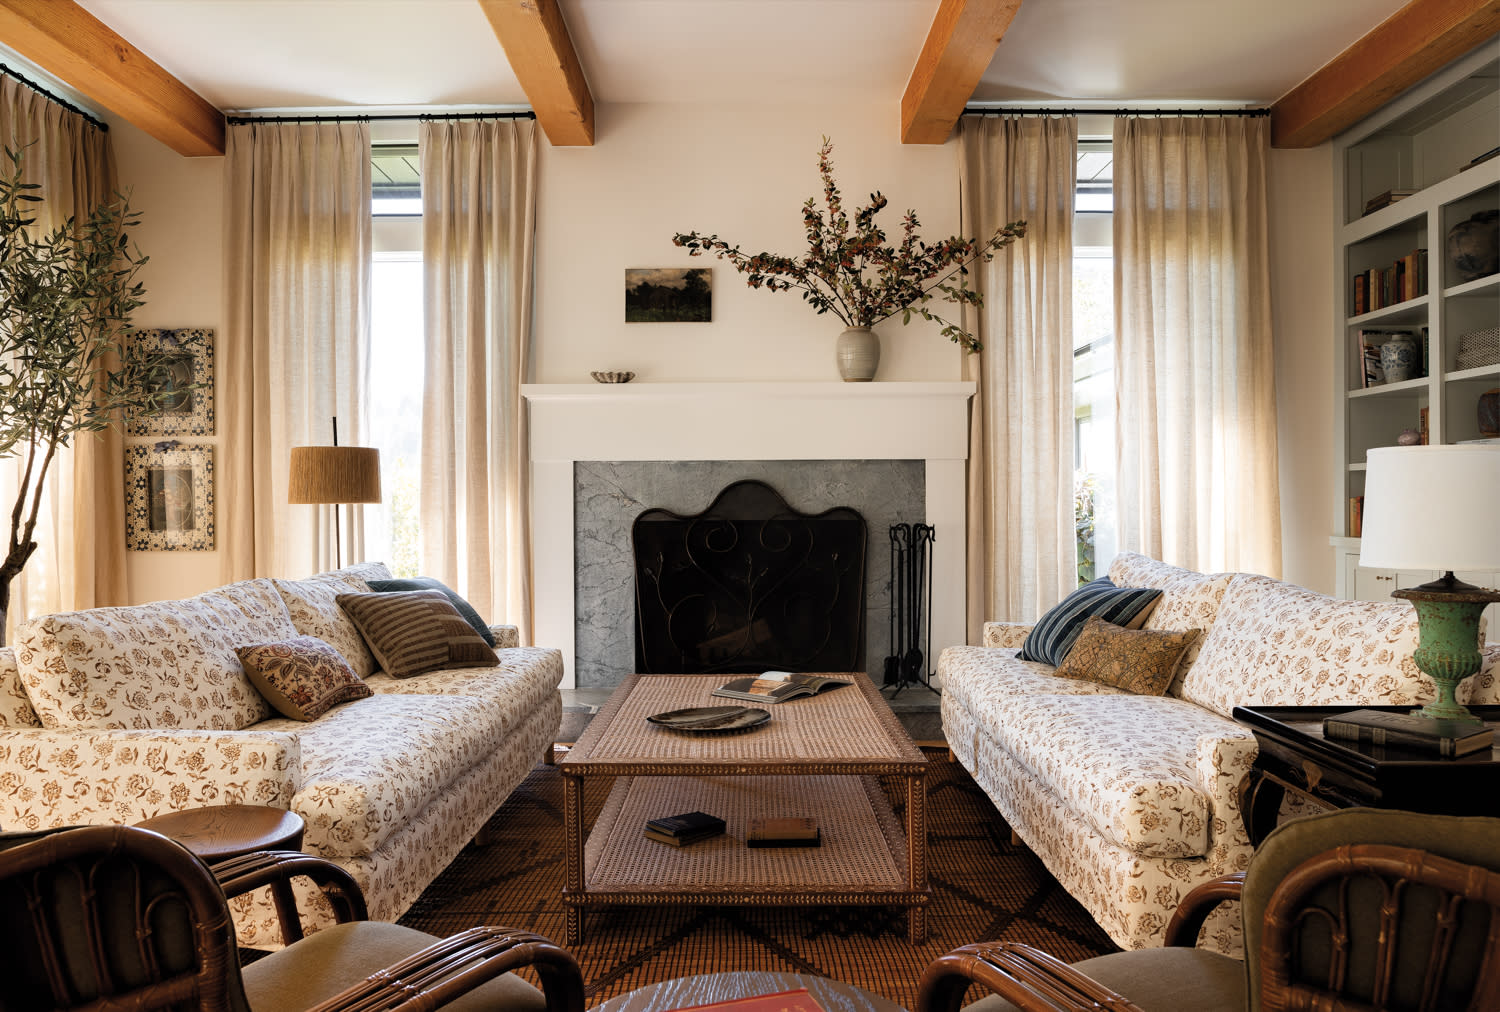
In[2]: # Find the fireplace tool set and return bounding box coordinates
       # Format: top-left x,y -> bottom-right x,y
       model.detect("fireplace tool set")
884,523 -> 936,696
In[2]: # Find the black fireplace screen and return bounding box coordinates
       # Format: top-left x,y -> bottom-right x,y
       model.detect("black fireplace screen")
632,480 -> 866,674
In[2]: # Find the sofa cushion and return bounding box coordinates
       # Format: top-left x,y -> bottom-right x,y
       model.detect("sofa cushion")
337,591 -> 498,678
1182,573 -> 1433,717
366,577 -> 496,646
1018,577 -> 1162,665
0,648 -> 39,728
273,565 -> 392,679
988,693 -> 1234,858
939,645 -> 1133,718
1108,553 -> 1234,694
262,693 -> 510,857
363,647 -> 564,714
14,579 -> 292,730
1054,617 -> 1202,696
237,636 -> 373,721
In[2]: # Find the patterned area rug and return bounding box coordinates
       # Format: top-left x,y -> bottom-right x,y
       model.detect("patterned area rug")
399,748 -> 1117,1010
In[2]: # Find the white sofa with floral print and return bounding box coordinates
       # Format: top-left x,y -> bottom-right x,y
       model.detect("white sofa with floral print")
0,562 -> 563,950
938,552 -> 1499,955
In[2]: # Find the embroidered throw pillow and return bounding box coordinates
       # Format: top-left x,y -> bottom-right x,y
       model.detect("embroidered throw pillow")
237,635 -> 372,721
365,576 -> 496,646
1018,577 -> 1163,667
336,590 -> 499,678
1053,616 -> 1203,696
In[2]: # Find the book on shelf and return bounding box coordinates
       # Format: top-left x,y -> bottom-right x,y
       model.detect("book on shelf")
1322,709 -> 1494,757
710,672 -> 851,703
746,816 -> 821,848
662,989 -> 827,1012
1461,145 -> 1500,171
644,810 -> 726,847
1363,189 -> 1415,214
1347,496 -> 1363,537
1357,330 -> 1386,387
1419,406 -> 1429,445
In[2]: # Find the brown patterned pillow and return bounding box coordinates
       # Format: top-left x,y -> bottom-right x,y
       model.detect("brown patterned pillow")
1053,616 -> 1202,696
236,636 -> 372,721
336,590 -> 499,678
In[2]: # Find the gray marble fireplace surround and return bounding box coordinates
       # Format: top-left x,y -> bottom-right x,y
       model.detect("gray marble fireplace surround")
574,459 -> 925,689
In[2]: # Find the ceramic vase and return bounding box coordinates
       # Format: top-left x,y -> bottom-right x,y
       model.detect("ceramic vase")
836,326 -> 880,382
1379,332 -> 1419,382
1446,209 -> 1499,283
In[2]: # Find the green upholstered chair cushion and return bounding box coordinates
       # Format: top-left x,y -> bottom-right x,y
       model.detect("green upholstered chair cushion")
962,946 -> 1246,1012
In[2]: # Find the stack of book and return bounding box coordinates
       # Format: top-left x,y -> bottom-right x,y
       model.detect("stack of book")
1363,188 -> 1415,215
746,816 -> 821,848
1323,709 -> 1494,758
644,811 -> 726,847
1351,249 -> 1427,315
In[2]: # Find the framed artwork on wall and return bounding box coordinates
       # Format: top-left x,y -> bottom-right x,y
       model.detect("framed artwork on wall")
625,268 -> 711,322
125,328 -> 215,436
125,442 -> 215,551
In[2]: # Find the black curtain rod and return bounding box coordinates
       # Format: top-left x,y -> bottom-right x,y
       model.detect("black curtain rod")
226,110 -> 536,125
0,63 -> 108,133
963,106 -> 1269,118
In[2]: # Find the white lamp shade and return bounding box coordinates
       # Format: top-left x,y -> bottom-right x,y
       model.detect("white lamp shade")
1359,445 -> 1500,572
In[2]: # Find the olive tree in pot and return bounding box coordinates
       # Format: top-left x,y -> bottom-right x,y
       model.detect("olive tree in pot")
0,147 -> 195,644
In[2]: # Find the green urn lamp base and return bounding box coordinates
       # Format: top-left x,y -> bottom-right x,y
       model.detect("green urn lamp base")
1394,574 -> 1500,723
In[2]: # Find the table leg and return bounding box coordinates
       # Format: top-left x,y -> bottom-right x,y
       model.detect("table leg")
563,771 -> 585,946
1238,768 -> 1286,847
907,772 -> 927,944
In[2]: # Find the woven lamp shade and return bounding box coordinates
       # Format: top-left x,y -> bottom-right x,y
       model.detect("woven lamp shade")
287,446 -> 382,504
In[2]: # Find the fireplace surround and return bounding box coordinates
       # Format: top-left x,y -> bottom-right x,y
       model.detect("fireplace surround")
523,382 -> 974,688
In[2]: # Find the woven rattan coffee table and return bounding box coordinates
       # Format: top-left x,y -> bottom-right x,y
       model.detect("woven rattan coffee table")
560,673 -> 928,945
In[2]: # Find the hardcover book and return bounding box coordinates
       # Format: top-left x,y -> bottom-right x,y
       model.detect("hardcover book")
711,672 -> 851,703
645,811 -> 727,839
747,816 -> 821,848
1323,709 -> 1494,757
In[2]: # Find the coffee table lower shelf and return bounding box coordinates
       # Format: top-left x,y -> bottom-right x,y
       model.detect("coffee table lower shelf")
565,773 -> 927,943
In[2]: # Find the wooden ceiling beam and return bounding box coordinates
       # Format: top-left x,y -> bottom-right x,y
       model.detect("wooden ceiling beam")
477,0 -> 594,146
1271,0 -> 1500,148
0,0 -> 224,156
902,0 -> 1023,144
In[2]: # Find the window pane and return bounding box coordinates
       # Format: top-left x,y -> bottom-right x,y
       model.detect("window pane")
367,254 -> 423,576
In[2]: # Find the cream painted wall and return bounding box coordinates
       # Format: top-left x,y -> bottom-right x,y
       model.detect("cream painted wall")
1268,144 -> 1337,593
107,117 -> 226,604
533,102 -> 970,383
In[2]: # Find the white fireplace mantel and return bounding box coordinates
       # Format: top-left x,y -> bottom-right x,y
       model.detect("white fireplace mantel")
522,382 -> 975,687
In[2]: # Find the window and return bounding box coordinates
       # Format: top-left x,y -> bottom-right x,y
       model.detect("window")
367,144 -> 423,575
1073,139 -> 1116,582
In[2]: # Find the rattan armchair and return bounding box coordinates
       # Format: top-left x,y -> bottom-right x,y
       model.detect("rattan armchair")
0,824 -> 586,1012
916,808 -> 1500,1012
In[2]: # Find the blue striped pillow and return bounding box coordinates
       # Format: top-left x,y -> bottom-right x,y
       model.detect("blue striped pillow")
1017,577 -> 1163,666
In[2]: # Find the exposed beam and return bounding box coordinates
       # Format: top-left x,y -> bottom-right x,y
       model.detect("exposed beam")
902,0 -> 1023,144
0,0 -> 224,156
1271,0 -> 1500,148
477,0 -> 594,146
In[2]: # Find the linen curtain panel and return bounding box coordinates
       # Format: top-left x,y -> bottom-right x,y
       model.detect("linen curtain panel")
958,115 -> 1077,637
419,118 -> 538,640
0,78 -> 122,642
1113,116 -> 1281,576
223,121 -> 372,581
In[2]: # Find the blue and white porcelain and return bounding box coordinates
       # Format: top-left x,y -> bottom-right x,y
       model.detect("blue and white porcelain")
1379,332 -> 1419,383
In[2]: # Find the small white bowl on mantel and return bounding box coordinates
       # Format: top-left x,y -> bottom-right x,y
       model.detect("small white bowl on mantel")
590,371 -> 635,384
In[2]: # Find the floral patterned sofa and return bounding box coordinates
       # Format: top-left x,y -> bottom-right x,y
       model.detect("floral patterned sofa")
0,562 -> 563,949
938,552 -> 1499,954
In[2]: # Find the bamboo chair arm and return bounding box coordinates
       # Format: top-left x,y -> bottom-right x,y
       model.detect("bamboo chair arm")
305,926 -> 587,1012
1163,871 -> 1245,947
916,941 -> 1146,1012
211,849 -> 369,929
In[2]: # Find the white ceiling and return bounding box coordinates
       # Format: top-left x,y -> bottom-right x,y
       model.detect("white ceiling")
66,0 -> 1410,114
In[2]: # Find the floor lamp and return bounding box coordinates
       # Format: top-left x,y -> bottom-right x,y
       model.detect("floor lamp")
288,419 -> 382,570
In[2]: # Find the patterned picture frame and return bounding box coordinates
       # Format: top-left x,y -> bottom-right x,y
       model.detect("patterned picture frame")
125,328 -> 215,436
125,442 -> 215,551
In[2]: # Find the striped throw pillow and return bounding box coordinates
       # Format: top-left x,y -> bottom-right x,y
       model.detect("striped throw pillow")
1017,576 -> 1163,667
336,590 -> 499,678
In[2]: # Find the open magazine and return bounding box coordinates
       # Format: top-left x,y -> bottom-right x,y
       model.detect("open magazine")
710,671 -> 851,703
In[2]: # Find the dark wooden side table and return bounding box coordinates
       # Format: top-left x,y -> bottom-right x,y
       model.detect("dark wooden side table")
1232,705 -> 1500,846
590,971 -> 908,1012
135,804 -> 306,944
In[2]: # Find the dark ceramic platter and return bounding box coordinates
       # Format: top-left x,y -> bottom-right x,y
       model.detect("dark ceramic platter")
645,706 -> 772,733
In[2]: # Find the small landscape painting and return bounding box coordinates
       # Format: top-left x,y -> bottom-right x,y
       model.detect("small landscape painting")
625,268 -> 711,323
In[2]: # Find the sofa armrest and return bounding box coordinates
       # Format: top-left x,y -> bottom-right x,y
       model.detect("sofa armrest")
1461,642 -> 1500,705
1193,728 -> 1259,870
488,623 -> 520,649
0,728 -> 301,831
982,622 -> 1033,649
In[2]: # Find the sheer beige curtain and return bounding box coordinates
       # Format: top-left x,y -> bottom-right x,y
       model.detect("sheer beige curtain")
223,121 -> 372,581
959,115 -> 1078,637
1113,116 -> 1280,576
0,78 -> 122,641
419,118 -> 538,639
